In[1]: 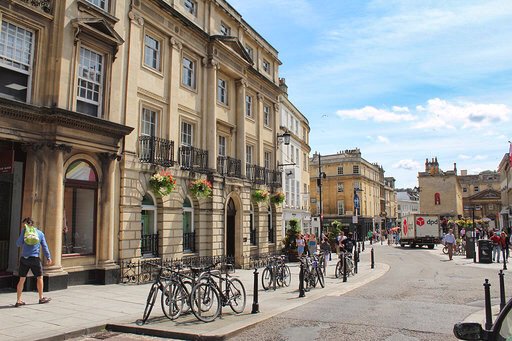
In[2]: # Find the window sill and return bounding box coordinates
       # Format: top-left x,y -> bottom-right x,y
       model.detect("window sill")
217,101 -> 229,109
77,0 -> 119,24
180,83 -> 198,94
264,125 -> 273,132
142,64 -> 164,79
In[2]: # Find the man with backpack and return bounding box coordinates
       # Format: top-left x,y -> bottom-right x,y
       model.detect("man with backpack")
15,217 -> 52,307
341,232 -> 355,254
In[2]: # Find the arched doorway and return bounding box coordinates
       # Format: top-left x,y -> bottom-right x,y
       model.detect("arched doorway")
226,198 -> 236,257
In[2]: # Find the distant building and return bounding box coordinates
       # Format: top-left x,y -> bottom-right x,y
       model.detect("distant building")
498,153 -> 512,231
396,189 -> 420,222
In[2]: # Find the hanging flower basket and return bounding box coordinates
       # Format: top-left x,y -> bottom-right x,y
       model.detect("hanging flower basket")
149,170 -> 176,196
270,192 -> 285,205
252,189 -> 269,203
189,179 -> 213,198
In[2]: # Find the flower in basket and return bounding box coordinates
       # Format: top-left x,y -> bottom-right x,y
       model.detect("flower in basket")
270,192 -> 285,205
189,178 -> 213,198
149,170 -> 176,196
252,189 -> 269,203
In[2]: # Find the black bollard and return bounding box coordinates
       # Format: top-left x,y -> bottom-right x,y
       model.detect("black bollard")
251,268 -> 259,314
503,249 -> 508,271
343,253 -> 347,282
354,250 -> 359,274
370,237 -> 373,245
362,239 -> 365,252
358,242 -> 361,253
484,279 -> 492,330
299,261 -> 305,298
499,270 -> 506,312
371,247 -> 375,269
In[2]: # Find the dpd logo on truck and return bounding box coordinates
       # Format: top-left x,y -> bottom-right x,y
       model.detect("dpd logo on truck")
416,217 -> 425,226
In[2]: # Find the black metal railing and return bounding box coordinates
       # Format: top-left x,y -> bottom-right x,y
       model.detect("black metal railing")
179,146 -> 209,173
138,136 -> 175,167
183,232 -> 196,252
217,156 -> 242,178
141,233 -> 159,257
247,251 -> 285,269
246,164 -> 266,184
250,228 -> 257,246
266,169 -> 283,188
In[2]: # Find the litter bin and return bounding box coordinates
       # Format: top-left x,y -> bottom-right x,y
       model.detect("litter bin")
478,239 -> 493,263
466,236 -> 475,259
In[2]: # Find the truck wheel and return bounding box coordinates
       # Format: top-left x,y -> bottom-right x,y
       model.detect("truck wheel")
410,244 -> 416,248
428,245 -> 434,249
400,243 -> 404,248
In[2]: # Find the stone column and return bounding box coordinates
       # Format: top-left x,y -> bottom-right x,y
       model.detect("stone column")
206,60 -> 218,170
98,153 -> 118,267
236,79 -> 247,176
168,37 -> 182,142
256,93 -> 264,165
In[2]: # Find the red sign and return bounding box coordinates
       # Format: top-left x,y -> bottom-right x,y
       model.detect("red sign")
403,218 -> 408,236
0,150 -> 14,174
416,217 -> 425,227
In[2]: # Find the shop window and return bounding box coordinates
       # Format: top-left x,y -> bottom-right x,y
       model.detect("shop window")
63,160 -> 98,256
183,197 -> 195,252
141,193 -> 158,257
268,206 -> 274,243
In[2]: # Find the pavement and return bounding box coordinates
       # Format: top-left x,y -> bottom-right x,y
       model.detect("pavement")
0,244 -> 389,341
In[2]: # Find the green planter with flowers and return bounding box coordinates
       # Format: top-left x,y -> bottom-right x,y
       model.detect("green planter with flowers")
252,189 -> 269,203
189,178 -> 213,198
270,192 -> 285,205
149,170 -> 176,196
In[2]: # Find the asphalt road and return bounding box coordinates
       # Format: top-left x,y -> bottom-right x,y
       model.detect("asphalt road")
229,244 -> 507,341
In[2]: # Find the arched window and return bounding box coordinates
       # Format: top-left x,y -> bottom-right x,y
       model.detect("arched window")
63,160 -> 98,256
183,197 -> 195,252
434,192 -> 441,205
141,194 -> 158,257
249,204 -> 256,246
268,206 -> 274,243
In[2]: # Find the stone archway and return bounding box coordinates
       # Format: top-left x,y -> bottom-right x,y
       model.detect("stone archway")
226,198 -> 236,258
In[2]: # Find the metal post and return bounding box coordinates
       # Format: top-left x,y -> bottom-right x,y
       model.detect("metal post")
371,247 -> 375,269
503,248 -> 508,271
299,261 -> 305,298
362,238 -> 365,251
484,279 -> 493,330
473,208 -> 477,263
354,248 -> 358,274
273,263 -> 277,291
358,242 -> 361,253
342,252 -> 347,282
499,270 -> 506,312
251,268 -> 259,314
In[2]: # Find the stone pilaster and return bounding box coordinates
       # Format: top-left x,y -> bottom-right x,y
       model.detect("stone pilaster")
206,60 -> 219,170
236,79 -> 247,176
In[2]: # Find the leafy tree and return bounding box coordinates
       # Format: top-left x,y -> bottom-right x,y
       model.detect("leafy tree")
282,218 -> 301,254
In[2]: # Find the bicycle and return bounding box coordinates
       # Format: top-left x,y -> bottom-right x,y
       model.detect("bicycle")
300,255 -> 324,291
261,255 -> 291,290
335,251 -> 354,278
189,262 -> 246,322
137,263 -> 172,325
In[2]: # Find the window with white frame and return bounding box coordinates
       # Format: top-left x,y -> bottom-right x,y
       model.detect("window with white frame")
86,0 -> 108,11
218,135 -> 226,156
290,179 -> 295,207
337,166 -> 343,175
296,180 -> 300,208
245,95 -> 252,117
183,197 -> 194,252
141,108 -> 157,137
285,179 -> 290,206
182,56 -> 195,88
77,46 -> 104,117
296,149 -> 299,167
184,0 -> 197,15
337,200 -> 345,215
181,121 -> 193,146
220,22 -> 231,36
263,105 -> 271,127
246,145 -> 253,165
0,20 -> 34,102
217,78 -> 227,104
337,182 -> 344,192
303,153 -> 307,170
262,59 -> 270,73
264,151 -> 271,169
144,34 -> 160,71
353,165 -> 359,174
290,145 -> 294,163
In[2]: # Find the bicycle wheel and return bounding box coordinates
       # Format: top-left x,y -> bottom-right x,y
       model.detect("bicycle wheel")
227,278 -> 246,314
190,282 -> 221,322
261,267 -> 273,290
335,261 -> 342,278
315,267 -> 325,288
162,281 -> 185,320
181,280 -> 193,313
141,282 -> 159,324
280,265 -> 291,287
347,259 -> 354,276
442,246 -> 448,254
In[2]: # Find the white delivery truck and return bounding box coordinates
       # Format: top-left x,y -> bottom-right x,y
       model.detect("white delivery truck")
400,214 -> 441,249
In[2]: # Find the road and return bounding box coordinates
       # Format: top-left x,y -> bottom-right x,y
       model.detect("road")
229,244 -> 504,341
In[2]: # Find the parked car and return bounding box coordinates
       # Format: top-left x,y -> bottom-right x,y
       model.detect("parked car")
454,298 -> 512,340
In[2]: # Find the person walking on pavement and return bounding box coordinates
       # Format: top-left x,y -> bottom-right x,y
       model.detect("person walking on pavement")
296,234 -> 305,258
320,237 -> 331,274
500,231 -> 509,260
308,234 -> 317,256
443,228 -> 456,261
490,231 -> 502,263
15,217 -> 52,307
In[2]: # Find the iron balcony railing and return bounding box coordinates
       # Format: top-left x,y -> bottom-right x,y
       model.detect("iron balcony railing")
217,156 -> 242,178
246,164 -> 266,184
141,233 -> 159,257
138,136 -> 175,167
266,169 -> 283,188
178,146 -> 209,173
183,232 -> 196,252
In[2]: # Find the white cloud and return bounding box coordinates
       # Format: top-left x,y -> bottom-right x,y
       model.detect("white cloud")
336,106 -> 416,123
458,154 -> 471,160
377,136 -> 390,144
393,159 -> 420,170
474,155 -> 488,161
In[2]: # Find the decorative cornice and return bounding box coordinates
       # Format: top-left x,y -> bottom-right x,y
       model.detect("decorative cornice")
21,142 -> 72,153
18,0 -> 52,14
170,37 -> 182,51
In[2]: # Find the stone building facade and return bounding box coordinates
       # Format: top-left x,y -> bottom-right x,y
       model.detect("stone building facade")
0,0 -> 297,289
309,149 -> 397,239
498,152 -> 512,231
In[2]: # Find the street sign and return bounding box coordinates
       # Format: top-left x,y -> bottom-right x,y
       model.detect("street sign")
352,216 -> 358,224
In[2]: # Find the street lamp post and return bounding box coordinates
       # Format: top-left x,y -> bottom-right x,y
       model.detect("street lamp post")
317,154 -> 326,238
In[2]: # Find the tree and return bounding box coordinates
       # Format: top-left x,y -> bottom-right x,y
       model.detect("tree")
282,218 -> 301,261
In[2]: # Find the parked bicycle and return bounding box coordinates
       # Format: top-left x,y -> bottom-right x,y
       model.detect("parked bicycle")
261,255 -> 291,290
300,255 -> 324,291
137,263 -> 172,325
335,251 -> 354,278
189,262 -> 246,322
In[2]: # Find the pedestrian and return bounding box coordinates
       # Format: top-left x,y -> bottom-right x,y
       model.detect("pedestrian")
335,232 -> 342,255
460,227 -> 466,239
304,233 -> 310,256
341,232 -> 355,254
296,234 -> 305,258
490,231 -> 502,263
500,231 -> 509,260
15,217 -> 52,307
443,228 -> 456,261
308,233 -> 317,256
320,237 -> 331,274
338,231 -> 347,255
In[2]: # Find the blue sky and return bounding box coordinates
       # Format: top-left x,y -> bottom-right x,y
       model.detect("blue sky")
229,0 -> 512,188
